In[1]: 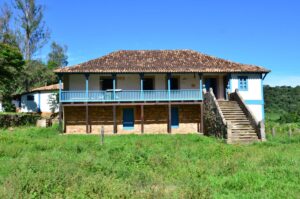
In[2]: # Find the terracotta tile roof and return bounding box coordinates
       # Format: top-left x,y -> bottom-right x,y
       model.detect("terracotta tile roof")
30,84 -> 62,92
54,50 -> 270,73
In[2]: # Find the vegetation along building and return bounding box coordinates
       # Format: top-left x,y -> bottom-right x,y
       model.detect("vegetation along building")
54,50 -> 270,143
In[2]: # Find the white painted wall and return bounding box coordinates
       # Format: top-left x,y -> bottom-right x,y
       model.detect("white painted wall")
69,74 -> 85,90
20,91 -> 58,113
247,104 -> 263,122
117,74 -> 140,90
230,73 -> 264,121
179,74 -> 200,89
230,73 -> 262,100
153,74 -> 166,90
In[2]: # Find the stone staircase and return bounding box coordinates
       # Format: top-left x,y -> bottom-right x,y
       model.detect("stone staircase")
218,100 -> 259,144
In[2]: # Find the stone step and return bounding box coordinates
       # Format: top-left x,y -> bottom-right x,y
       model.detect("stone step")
219,105 -> 240,108
220,106 -> 242,110
224,116 -> 246,118
222,111 -> 244,114
231,133 -> 257,137
227,120 -> 251,123
223,114 -> 247,119
229,139 -> 259,144
221,109 -> 243,112
232,127 -> 255,130
232,131 -> 256,134
223,113 -> 245,115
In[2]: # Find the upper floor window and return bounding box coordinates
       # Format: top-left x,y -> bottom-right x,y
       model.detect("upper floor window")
27,95 -> 34,101
238,76 -> 248,91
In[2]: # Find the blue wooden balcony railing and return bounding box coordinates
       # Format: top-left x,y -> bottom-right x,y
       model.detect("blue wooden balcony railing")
60,89 -> 202,102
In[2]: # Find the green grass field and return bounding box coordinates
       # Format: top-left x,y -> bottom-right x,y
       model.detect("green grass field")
0,126 -> 300,198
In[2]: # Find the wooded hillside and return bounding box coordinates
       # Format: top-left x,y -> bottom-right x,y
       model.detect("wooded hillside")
264,85 -> 300,123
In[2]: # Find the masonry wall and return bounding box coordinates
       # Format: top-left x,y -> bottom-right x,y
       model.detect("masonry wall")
64,104 -> 201,134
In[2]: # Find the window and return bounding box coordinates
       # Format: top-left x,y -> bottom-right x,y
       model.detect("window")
101,78 -> 113,90
143,78 -> 154,90
27,95 -> 34,101
238,76 -> 248,91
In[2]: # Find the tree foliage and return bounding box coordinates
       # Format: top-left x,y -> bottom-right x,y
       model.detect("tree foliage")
264,85 -> 300,123
16,60 -> 57,93
47,42 -> 68,69
14,0 -> 50,60
0,3 -> 18,46
0,43 -> 24,111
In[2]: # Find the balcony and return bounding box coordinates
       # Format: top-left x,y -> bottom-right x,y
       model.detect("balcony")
60,89 -> 202,102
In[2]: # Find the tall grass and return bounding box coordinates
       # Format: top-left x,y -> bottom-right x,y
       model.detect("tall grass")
0,126 -> 299,198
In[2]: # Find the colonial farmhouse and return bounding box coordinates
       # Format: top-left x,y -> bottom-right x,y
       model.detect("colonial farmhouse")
54,50 -> 270,143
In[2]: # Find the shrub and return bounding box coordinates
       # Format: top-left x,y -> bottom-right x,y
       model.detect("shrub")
0,113 -> 41,128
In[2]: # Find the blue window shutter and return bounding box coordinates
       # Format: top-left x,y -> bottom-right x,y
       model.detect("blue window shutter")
238,76 -> 248,91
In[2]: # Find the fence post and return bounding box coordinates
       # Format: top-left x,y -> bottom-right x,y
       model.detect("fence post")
100,126 -> 104,145
259,121 -> 266,141
272,127 -> 276,137
289,127 -> 292,138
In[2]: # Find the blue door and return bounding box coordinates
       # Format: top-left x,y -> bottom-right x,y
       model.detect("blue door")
171,107 -> 179,128
123,108 -> 134,129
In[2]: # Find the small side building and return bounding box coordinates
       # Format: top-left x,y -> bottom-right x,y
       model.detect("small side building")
18,84 -> 60,116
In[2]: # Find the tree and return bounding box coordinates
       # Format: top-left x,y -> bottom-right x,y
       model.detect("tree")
0,43 -> 24,111
15,60 -> 57,93
14,0 -> 50,60
0,3 -> 18,46
47,41 -> 68,69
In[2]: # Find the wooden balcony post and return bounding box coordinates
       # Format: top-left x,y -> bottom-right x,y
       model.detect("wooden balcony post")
141,105 -> 144,134
85,74 -> 89,101
58,74 -> 63,133
140,73 -> 144,100
112,74 -> 116,101
198,73 -> 203,100
167,73 -> 171,100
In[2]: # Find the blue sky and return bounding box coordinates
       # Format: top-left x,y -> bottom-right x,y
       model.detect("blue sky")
4,0 -> 300,86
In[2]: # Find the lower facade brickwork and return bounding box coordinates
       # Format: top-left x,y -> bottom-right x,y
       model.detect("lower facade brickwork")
64,104 -> 201,134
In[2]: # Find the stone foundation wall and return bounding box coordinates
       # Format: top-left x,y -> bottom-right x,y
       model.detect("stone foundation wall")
64,104 -> 201,134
